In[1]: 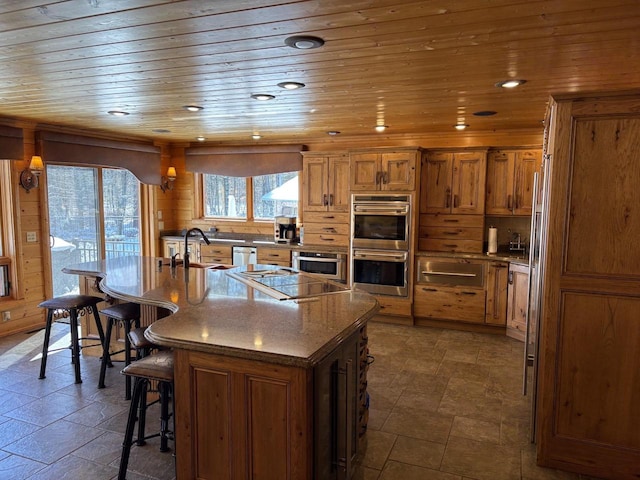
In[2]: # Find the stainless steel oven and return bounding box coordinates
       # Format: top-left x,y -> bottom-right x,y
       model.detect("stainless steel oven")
351,249 -> 408,297
351,194 -> 411,250
292,251 -> 347,282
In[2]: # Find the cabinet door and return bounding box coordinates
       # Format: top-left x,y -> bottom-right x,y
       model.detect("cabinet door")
328,156 -> 351,211
163,240 -> 180,258
485,150 -> 516,215
350,153 -> 380,191
302,156 -> 329,212
380,152 -> 416,191
485,262 -> 509,325
506,264 -> 529,340
421,152 -> 453,213
513,150 -> 541,216
451,152 -> 486,214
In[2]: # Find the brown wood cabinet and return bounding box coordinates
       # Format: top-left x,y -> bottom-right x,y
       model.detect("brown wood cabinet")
485,261 -> 509,326
420,150 -> 486,214
302,212 -> 350,247
505,263 -> 528,340
413,283 -> 485,323
350,149 -> 419,191
302,152 -> 350,213
417,213 -> 484,253
486,149 -> 542,216
200,244 -> 232,264
256,247 -> 290,266
536,92 -> 640,478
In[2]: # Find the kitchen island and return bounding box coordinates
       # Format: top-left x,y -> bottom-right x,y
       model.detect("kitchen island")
63,256 -> 379,480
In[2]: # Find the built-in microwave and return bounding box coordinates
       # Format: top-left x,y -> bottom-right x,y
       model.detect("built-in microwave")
292,251 -> 347,283
351,249 -> 409,297
351,194 -> 411,250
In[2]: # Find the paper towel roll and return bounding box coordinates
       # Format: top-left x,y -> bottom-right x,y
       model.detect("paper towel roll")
488,227 -> 498,254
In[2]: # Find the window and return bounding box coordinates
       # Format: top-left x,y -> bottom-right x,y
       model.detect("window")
203,172 -> 298,220
0,160 -> 15,298
47,165 -> 141,296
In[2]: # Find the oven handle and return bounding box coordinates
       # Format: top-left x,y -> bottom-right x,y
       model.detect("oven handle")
353,205 -> 409,214
353,251 -> 407,261
296,256 -> 343,264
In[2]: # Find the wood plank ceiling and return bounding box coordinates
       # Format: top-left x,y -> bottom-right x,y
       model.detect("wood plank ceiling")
0,0 -> 639,143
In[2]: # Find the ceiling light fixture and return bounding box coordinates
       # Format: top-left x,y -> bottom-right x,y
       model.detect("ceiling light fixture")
277,82 -> 305,90
252,134 -> 261,140
183,105 -> 204,112
495,79 -> 527,88
196,136 -> 206,142
454,124 -> 469,130
284,35 -> 325,50
107,110 -> 129,116
251,94 -> 275,101
327,131 -> 341,136
375,125 -> 388,132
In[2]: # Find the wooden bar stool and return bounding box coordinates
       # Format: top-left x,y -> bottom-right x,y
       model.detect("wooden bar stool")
98,302 -> 141,399
118,351 -> 174,480
38,294 -> 106,385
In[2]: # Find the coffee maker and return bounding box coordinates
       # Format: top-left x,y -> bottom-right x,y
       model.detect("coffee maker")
275,216 -> 297,243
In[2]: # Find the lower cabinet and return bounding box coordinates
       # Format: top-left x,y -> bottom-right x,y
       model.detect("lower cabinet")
506,263 -> 529,341
173,328 -> 366,480
200,244 -> 232,264
256,247 -> 291,266
485,262 -> 509,326
413,284 -> 486,323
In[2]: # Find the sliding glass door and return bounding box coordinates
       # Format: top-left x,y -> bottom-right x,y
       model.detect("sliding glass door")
47,166 -> 141,296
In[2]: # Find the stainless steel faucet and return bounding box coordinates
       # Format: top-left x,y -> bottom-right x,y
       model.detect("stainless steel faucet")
183,228 -> 210,268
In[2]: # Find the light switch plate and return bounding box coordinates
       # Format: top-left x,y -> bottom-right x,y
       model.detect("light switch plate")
157,210 -> 163,220
158,221 -> 165,230
26,231 -> 37,243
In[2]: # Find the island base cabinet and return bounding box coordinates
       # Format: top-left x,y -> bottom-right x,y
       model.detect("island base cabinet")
173,350 -> 313,480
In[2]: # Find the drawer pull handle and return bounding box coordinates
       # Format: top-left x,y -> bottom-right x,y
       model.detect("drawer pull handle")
443,231 -> 459,235
461,291 -> 477,295
421,287 -> 437,292
443,219 -> 459,223
422,271 -> 476,277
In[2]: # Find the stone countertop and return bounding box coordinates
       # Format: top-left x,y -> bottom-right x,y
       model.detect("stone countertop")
63,256 -> 378,367
161,235 -> 349,254
416,250 -> 530,266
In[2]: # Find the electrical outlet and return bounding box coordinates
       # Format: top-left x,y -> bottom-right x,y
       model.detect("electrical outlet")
2,311 -> 10,322
26,231 -> 37,243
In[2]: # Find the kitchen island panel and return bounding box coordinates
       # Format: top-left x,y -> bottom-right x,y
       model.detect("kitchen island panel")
175,349 -> 312,480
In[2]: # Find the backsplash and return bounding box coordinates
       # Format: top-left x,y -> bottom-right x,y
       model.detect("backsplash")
484,216 -> 531,253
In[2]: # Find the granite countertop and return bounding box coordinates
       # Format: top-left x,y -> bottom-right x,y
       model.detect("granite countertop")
63,256 -> 378,367
161,235 -> 349,254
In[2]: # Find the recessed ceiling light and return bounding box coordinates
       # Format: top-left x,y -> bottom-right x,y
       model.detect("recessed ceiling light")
277,82 -> 305,90
454,124 -> 469,130
107,110 -> 129,116
251,94 -> 275,101
252,134 -> 261,140
183,105 -> 204,112
327,131 -> 341,136
285,35 -> 325,50
495,79 -> 527,88
196,136 -> 206,142
473,110 -> 497,116
375,125 -> 388,132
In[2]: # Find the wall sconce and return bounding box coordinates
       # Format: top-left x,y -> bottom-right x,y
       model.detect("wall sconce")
160,166 -> 177,193
19,156 -> 45,192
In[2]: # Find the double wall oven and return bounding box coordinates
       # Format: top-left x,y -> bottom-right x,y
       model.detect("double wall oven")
350,194 -> 411,296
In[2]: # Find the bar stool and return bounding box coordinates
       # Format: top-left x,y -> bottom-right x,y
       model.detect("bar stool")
38,294 -> 106,385
98,302 -> 141,399
118,350 -> 174,480
128,326 -> 156,359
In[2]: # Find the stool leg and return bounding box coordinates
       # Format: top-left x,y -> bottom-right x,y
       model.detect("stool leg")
91,304 -> 111,367
124,320 -> 133,400
38,309 -> 54,380
69,308 -> 82,384
136,379 -> 149,446
98,318 -> 114,389
118,376 -> 146,480
159,381 -> 172,452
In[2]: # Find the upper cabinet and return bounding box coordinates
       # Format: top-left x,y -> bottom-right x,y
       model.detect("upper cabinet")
302,153 -> 350,212
485,149 -> 542,216
420,150 -> 487,214
350,149 -> 419,191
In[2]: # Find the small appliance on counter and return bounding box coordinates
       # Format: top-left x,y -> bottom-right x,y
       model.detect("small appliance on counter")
274,216 -> 297,243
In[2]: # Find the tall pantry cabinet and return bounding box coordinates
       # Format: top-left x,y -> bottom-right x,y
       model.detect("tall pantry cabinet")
536,92 -> 640,479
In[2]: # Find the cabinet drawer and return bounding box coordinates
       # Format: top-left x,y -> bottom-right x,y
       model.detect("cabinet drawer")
201,255 -> 232,264
418,238 -> 483,253
303,232 -> 350,247
420,214 -> 484,228
419,226 -> 483,241
304,212 -> 350,224
413,285 -> 485,323
201,244 -> 233,257
376,296 -> 411,316
304,222 -> 351,236
257,248 -> 291,266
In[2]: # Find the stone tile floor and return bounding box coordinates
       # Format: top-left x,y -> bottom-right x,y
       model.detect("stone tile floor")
0,320 -> 601,479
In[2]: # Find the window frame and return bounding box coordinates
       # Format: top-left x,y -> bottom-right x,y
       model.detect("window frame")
0,160 -> 19,301
197,172 -> 300,224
